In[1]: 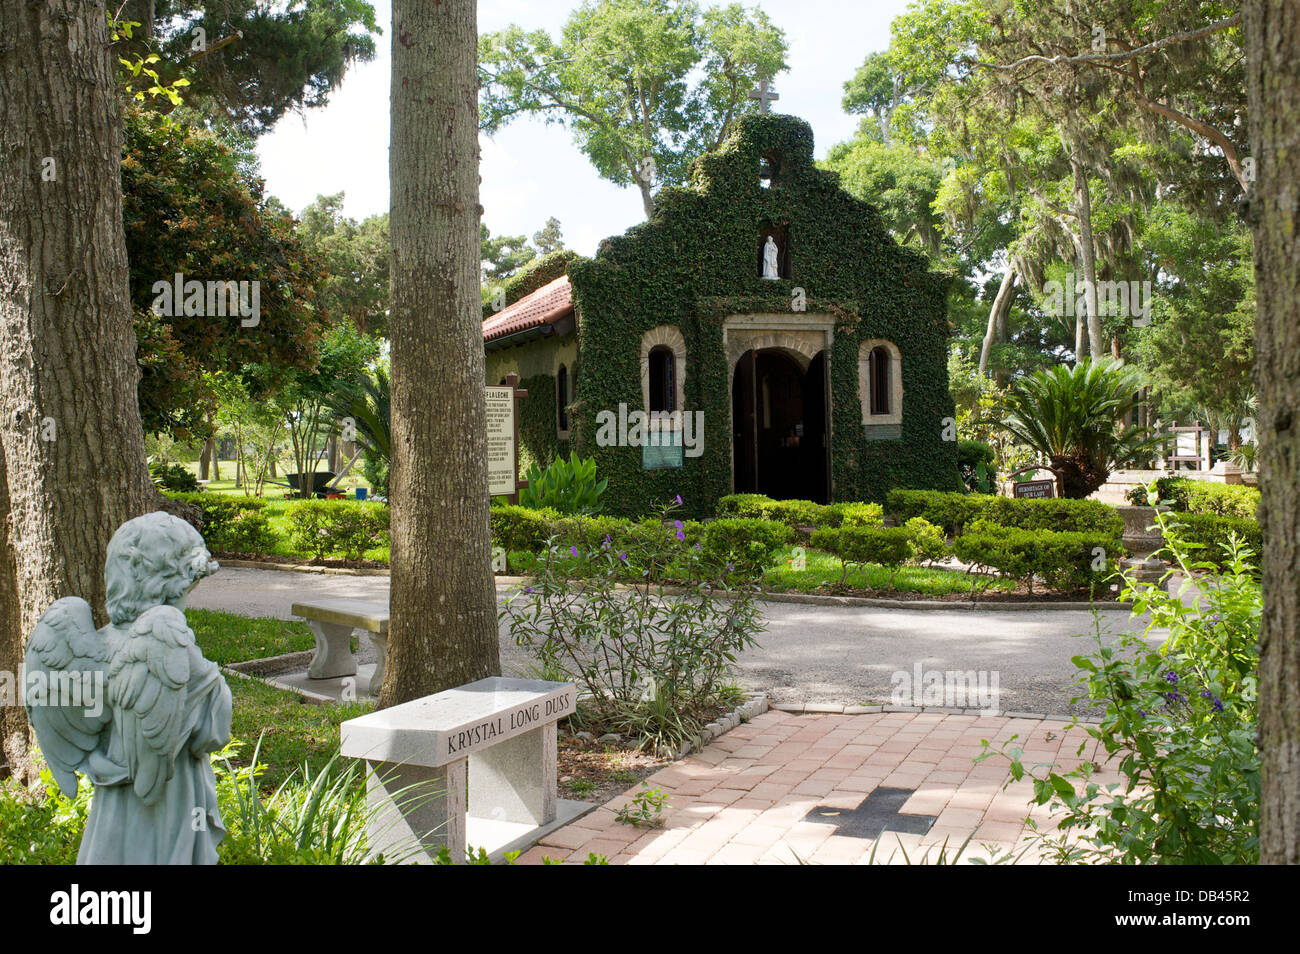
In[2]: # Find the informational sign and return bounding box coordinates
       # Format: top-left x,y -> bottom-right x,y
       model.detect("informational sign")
485,385 -> 517,497
1012,478 -> 1056,499
642,441 -> 684,470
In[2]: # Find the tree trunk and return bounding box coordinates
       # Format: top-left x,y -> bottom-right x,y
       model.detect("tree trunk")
979,261 -> 1017,377
200,436 -> 214,481
1063,126 -> 1104,359
1244,0 -> 1300,866
383,0 -> 501,707
0,0 -> 155,777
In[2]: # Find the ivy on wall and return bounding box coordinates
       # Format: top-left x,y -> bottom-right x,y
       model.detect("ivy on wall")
553,114 -> 957,517
516,372 -> 567,473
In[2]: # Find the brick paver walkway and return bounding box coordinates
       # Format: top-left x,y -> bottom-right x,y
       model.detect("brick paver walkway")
517,710 -> 1118,865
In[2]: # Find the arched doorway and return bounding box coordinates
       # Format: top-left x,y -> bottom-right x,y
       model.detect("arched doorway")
731,348 -> 829,502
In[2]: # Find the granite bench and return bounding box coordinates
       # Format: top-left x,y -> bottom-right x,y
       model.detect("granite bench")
340,676 -> 592,863
291,599 -> 389,689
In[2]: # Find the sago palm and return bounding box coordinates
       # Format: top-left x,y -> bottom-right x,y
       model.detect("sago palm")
1000,360 -> 1156,498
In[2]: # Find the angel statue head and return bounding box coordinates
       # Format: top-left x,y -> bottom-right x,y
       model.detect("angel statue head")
105,512 -> 219,625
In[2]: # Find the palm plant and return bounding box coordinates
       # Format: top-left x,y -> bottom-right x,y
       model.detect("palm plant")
1000,359 -> 1157,498
330,365 -> 391,495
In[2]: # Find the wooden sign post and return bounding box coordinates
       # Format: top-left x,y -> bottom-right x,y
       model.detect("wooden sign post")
485,373 -> 529,504
1007,465 -> 1061,499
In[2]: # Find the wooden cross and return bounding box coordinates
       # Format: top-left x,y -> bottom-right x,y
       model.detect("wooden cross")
748,78 -> 780,114
803,787 -> 937,839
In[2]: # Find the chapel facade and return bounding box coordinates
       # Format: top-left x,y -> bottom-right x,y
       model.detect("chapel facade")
483,114 -> 957,518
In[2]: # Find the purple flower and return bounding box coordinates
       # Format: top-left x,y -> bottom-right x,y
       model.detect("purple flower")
618,552 -> 628,563
569,545 -> 579,558
1136,709 -> 1146,718
523,587 -> 533,594
601,535 -> 611,550
1202,689 -> 1225,712
1164,670 -> 1179,685
674,520 -> 685,542
674,495 -> 682,505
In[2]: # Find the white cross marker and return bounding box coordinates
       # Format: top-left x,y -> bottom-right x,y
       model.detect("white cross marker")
748,78 -> 780,114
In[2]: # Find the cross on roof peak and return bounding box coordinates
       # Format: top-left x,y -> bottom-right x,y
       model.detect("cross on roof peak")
748,77 -> 780,114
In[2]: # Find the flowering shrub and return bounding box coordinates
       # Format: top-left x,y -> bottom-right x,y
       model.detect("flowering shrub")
983,493 -> 1260,864
501,498 -> 764,754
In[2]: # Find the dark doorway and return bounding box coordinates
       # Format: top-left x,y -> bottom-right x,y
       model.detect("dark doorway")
731,348 -> 829,502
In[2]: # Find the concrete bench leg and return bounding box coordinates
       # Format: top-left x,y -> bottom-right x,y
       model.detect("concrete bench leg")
367,632 -> 388,694
468,725 -> 557,827
306,620 -> 358,679
365,758 -> 466,864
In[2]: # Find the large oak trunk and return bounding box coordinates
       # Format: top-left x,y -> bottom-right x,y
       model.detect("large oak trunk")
0,1 -> 155,776
1244,0 -> 1300,865
381,0 -> 501,707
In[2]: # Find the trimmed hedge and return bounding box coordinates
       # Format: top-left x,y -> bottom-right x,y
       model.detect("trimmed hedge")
886,489 -> 1123,537
716,493 -> 882,530
954,528 -> 1124,593
1129,477 -> 1260,520
285,499 -> 390,561
1168,513 -> 1262,567
885,489 -> 995,535
810,517 -> 947,581
700,518 -> 793,576
165,492 -> 275,553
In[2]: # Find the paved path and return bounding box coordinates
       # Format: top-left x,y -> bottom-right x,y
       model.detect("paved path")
516,709 -> 1111,865
190,566 -> 1158,716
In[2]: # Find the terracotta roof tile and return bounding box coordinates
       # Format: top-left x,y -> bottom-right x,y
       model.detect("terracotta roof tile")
482,274 -> 573,342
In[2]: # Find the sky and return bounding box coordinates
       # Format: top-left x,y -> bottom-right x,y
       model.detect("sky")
255,0 -> 914,256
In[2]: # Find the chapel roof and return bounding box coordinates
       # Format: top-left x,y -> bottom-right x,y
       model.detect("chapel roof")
481,273 -> 574,342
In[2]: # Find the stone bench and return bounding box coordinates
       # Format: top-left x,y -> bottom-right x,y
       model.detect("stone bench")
291,599 -> 389,689
340,677 -> 592,863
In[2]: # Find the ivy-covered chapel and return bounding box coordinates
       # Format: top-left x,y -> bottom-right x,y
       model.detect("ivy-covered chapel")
483,114 -> 957,518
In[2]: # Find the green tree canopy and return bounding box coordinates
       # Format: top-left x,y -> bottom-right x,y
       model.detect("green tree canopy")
479,0 -> 788,217
123,107 -> 330,438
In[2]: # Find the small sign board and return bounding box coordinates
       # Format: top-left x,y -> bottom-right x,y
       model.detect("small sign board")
1012,478 -> 1056,499
485,385 -> 517,497
642,439 -> 683,470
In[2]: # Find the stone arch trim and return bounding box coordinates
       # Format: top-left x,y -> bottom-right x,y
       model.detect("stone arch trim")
640,325 -> 687,412
858,338 -> 903,426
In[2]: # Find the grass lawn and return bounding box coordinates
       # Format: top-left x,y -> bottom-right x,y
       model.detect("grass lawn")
188,607 -> 371,788
226,677 -> 372,789
188,607 -> 316,664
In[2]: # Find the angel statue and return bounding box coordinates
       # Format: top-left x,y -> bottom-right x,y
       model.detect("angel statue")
25,511 -> 231,865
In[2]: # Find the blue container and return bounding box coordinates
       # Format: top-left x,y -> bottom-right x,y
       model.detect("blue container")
355,487 -> 368,501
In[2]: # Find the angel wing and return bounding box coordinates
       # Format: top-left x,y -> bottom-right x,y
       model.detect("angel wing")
24,597 -> 115,798
106,604 -> 204,806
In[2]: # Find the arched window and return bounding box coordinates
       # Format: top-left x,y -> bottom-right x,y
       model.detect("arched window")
858,339 -> 903,430
557,364 -> 569,433
640,326 -> 686,413
869,347 -> 890,415
648,346 -> 676,412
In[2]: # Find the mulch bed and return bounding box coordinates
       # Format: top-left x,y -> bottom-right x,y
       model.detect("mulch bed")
557,733 -> 666,805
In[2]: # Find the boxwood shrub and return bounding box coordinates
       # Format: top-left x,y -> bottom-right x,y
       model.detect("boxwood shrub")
982,497 -> 1123,536
700,518 -> 793,577
885,489 -> 995,535
1167,513 -> 1262,568
716,493 -> 882,530
953,527 -> 1124,594
165,492 -> 275,553
1128,477 -> 1260,520
286,499 -> 390,561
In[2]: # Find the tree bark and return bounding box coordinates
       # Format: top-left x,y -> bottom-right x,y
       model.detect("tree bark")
979,261 -> 1017,377
1244,0 -> 1300,865
1068,151 -> 1104,359
383,0 -> 501,707
0,0 -> 155,776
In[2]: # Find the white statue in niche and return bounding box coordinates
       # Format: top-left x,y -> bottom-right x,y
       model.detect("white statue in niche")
762,234 -> 780,280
